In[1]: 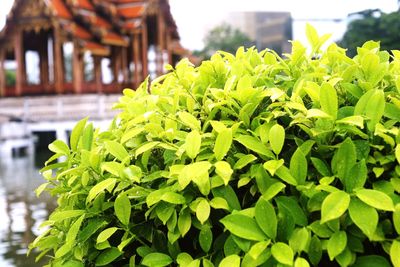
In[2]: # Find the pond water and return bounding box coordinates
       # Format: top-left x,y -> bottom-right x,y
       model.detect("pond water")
0,154 -> 55,266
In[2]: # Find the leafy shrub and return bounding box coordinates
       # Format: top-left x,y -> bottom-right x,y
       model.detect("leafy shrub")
31,25 -> 400,267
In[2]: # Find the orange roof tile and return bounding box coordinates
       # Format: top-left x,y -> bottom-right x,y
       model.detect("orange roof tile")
75,0 -> 94,10
117,5 -> 144,19
82,41 -> 110,56
50,0 -> 73,19
103,32 -> 128,46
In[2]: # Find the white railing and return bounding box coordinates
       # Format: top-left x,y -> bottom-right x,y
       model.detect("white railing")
0,94 -> 121,122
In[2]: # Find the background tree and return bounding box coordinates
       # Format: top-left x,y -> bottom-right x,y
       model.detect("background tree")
194,23 -> 254,60
341,9 -> 400,56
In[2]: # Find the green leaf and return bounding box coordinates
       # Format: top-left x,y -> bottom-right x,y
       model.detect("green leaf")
220,214 -> 267,241
87,178 -> 117,203
320,82 -> 338,119
135,141 -> 159,158
235,135 -> 274,158
295,257 -> 310,267
275,166 -> 298,186
356,189 -> 394,211
219,255 -> 240,267
271,242 -> 294,266
327,231 -> 347,260
215,161 -> 233,186
321,191 -> 350,223
214,128 -> 232,161
142,252 -> 173,267
234,154 -> 257,169
269,124 -> 285,155
96,247 -> 122,266
97,227 -> 119,244
70,117 -> 87,151
49,210 -> 86,222
394,204 -> 400,235
365,89 -> 385,131
114,194 -> 131,226
185,130 -> 201,159
255,198 -> 277,239
332,138 -> 356,182
263,159 -> 284,176
49,140 -> 70,155
396,145 -> 400,164
178,209 -> 191,237
262,182 -> 286,200
178,111 -> 201,131
121,127 -> 144,144
210,197 -> 229,210
305,23 -> 319,49
276,196 -> 307,226
82,123 -> 93,150
353,255 -> 392,267
290,148 -> 307,184
391,241 -> 400,267
344,160 -> 367,192
105,140 -> 129,162
199,226 -> 213,252
349,198 -> 378,238
311,157 -> 331,177
65,214 -> 85,246
248,240 -> 271,260
289,228 -> 310,253
196,199 -> 210,224
161,192 -> 186,204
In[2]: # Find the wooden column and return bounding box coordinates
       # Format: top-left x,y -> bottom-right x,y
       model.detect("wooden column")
121,46 -> 128,84
0,50 -> 5,97
14,29 -> 24,96
53,25 -> 64,94
141,23 -> 148,78
93,56 -> 102,93
156,12 -> 165,75
166,30 -> 172,65
133,32 -> 141,87
39,32 -> 49,91
72,41 -> 82,94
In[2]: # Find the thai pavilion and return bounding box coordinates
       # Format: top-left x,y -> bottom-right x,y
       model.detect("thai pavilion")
0,0 -> 189,97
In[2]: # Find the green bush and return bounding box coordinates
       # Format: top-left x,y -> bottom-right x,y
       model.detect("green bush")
31,25 -> 400,267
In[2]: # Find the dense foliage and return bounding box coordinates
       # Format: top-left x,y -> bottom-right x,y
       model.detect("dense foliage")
341,9 -> 400,57
31,25 -> 400,267
194,23 -> 254,60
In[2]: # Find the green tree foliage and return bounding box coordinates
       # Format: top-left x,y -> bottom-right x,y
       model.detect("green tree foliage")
6,70 -> 16,86
30,25 -> 400,267
194,23 -> 254,60
341,9 -> 400,57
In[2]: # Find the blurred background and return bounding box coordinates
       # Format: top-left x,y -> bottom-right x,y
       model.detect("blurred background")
0,0 -> 399,266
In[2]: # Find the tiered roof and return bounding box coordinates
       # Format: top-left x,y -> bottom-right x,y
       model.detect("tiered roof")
0,0 -> 180,56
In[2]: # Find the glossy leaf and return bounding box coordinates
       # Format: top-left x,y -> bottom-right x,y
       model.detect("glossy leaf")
320,82 -> 338,119
349,198 -> 378,238
114,194 -> 131,226
271,242 -> 294,266
269,124 -> 285,155
321,191 -> 350,223
214,128 -> 232,161
356,189 -> 394,211
255,198 -> 277,239
105,140 -> 129,162
220,214 -> 267,241
142,253 -> 173,267
185,130 -> 201,159
327,231 -> 347,260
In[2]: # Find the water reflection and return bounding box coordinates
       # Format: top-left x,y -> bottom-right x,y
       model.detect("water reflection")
0,154 -> 55,266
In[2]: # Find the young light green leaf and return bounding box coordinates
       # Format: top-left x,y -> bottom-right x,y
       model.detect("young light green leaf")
349,198 -> 378,238
214,161 -> 233,185
185,130 -> 201,159
295,257 -> 310,267
365,89 -> 385,131
327,231 -> 347,260
135,141 -> 159,157
356,189 -> 394,211
290,148 -> 307,184
234,154 -> 257,169
213,128 -> 232,161
289,228 -> 310,253
114,194 -> 131,226
70,117 -> 87,151
178,111 -> 201,131
311,157 -> 331,177
121,127 -> 144,144
263,159 -> 284,176
394,204 -> 400,235
161,192 -> 186,205
261,182 -> 286,200
320,82 -> 338,120
178,209 -> 191,237
391,240 -> 400,267
255,198 -> 277,239
248,240 -> 271,260
321,191 -> 350,223
66,214 -> 85,246
220,214 -> 267,241
97,227 -> 119,244
142,252 -> 173,267
49,140 -> 70,155
235,135 -> 274,158
105,140 -> 129,162
269,124 -> 285,155
210,197 -> 229,210
271,242 -> 294,266
332,138 -> 356,182
87,178 -> 117,204
219,255 -> 240,267
196,199 -> 210,224
396,145 -> 400,164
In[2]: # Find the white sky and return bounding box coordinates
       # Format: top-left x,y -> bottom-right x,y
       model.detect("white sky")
0,0 -> 398,50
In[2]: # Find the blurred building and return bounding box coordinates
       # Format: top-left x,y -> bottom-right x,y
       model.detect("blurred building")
0,0 -> 190,97
227,12 -> 293,54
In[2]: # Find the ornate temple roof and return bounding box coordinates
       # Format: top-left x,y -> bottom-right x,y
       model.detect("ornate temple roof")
0,0 -> 180,56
